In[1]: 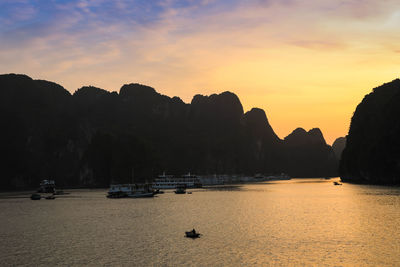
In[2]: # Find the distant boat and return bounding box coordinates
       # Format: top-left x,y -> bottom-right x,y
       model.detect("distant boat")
175,184 -> 186,194
38,180 -> 56,193
185,229 -> 201,238
107,184 -> 154,198
108,166 -> 155,198
333,181 -> 342,185
153,172 -> 202,189
45,195 -> 55,200
30,193 -> 41,200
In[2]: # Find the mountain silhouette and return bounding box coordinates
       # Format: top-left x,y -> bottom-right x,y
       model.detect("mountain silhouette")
340,79 -> 400,184
0,74 -> 338,189
283,128 -> 338,177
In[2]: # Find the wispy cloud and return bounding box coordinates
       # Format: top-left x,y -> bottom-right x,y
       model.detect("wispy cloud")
1,0 -> 400,143
1,0 -> 398,86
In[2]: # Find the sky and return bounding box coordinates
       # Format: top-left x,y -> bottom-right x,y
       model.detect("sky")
1,0 -> 399,144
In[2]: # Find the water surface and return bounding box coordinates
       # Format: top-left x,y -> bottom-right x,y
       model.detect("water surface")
1,179 -> 400,266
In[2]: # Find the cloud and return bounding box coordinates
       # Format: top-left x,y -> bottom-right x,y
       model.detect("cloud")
0,0 -> 399,93
1,0 -> 400,144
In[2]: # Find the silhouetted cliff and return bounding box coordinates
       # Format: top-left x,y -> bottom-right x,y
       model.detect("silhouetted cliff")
340,79 -> 400,184
283,128 -> 338,177
0,74 -> 338,189
242,108 -> 282,173
332,137 -> 346,160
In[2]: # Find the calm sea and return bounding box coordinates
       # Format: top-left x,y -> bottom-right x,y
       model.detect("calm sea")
1,178 -> 400,266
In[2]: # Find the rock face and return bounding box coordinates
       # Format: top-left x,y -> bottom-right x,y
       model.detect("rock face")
332,137 -> 346,160
283,128 -> 338,177
340,79 -> 400,184
0,74 -> 338,189
242,108 -> 281,173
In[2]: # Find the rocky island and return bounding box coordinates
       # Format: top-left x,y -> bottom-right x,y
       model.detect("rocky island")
0,74 -> 338,189
340,79 -> 400,184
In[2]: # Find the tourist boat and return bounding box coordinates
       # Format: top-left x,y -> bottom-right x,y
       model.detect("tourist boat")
107,184 -> 154,198
38,179 -> 56,193
30,193 -> 41,200
153,172 -> 202,189
175,184 -> 186,194
153,189 -> 165,194
333,181 -> 342,186
185,229 -> 201,238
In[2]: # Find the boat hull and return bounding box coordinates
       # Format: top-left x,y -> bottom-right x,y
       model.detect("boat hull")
30,194 -> 41,200
185,232 -> 201,238
127,193 -> 154,198
153,184 -> 202,189
107,183 -> 154,198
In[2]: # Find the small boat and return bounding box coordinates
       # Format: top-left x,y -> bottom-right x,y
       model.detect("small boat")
185,229 -> 201,238
187,192 -> 192,194
30,193 -> 41,200
45,195 -> 56,200
333,181 -> 342,185
152,172 -> 202,189
175,185 -> 186,194
154,189 -> 165,195
107,184 -> 155,198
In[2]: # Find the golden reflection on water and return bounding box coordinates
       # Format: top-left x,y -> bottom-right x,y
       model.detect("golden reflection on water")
1,179 -> 400,266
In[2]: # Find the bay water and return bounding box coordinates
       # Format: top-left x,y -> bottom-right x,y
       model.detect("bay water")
1,178 -> 400,266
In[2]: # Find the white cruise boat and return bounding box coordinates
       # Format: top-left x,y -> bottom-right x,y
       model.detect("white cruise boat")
152,172 -> 202,189
107,184 -> 154,198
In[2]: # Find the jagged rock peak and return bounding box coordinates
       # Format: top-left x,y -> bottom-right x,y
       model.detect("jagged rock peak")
0,73 -> 67,91
245,108 -> 267,120
73,86 -> 110,97
244,108 -> 279,140
0,73 -> 33,81
212,91 -> 243,114
308,128 -> 326,145
286,127 -> 307,138
244,108 -> 271,128
284,128 -> 307,144
171,96 -> 185,104
372,78 -> 400,93
191,91 -> 244,117
0,73 -> 70,97
284,127 -> 327,145
191,94 -> 208,105
119,83 -> 157,98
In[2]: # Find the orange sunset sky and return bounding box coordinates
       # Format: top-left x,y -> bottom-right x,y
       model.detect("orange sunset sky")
1,0 -> 399,144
